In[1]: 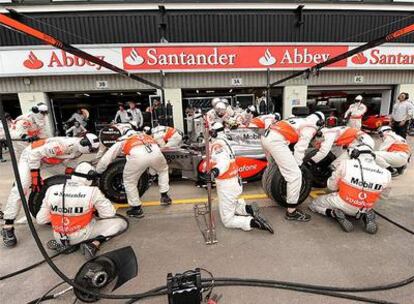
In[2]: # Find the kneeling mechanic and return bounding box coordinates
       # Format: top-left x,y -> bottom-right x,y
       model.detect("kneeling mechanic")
36,162 -> 127,259
208,122 -> 273,233
309,143 -> 392,234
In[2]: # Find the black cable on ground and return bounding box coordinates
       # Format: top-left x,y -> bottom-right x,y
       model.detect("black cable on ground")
375,210 -> 414,235
0,214 -> 129,281
28,281 -> 67,304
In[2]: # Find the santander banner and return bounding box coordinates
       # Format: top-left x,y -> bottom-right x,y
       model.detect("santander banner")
0,44 -> 412,77
121,45 -> 348,71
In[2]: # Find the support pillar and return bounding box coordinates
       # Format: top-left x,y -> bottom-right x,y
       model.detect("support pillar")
163,88 -> 184,131
282,85 -> 308,119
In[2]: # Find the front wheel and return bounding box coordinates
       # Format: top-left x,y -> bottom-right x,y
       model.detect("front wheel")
262,158 -> 312,208
99,158 -> 150,204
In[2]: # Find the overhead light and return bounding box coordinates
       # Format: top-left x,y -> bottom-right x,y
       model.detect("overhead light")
229,89 -> 233,93
136,92 -> 142,95
206,90 -> 215,93
196,90 -> 199,94
83,93 -> 90,97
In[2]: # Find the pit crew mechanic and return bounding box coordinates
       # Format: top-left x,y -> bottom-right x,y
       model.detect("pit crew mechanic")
375,126 -> 411,176
144,125 -> 183,148
309,143 -> 392,234
36,162 -> 127,259
1,134 -> 100,247
206,98 -> 235,127
96,131 -> 172,218
261,112 -> 325,221
10,103 -> 50,160
344,95 -> 367,130
208,122 -> 273,233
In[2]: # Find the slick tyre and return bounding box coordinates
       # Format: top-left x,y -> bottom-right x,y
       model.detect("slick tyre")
303,148 -> 334,188
99,158 -> 150,204
262,161 -> 312,208
28,175 -> 69,217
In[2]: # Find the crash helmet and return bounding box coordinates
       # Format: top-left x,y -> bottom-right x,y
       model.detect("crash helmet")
378,126 -> 392,137
274,112 -> 281,121
214,101 -> 228,117
32,103 -> 48,115
211,97 -> 221,108
72,162 -> 97,186
308,111 -> 325,128
355,132 -> 375,150
246,105 -> 258,116
123,128 -> 137,137
210,122 -> 225,138
77,133 -> 99,154
354,95 -> 363,103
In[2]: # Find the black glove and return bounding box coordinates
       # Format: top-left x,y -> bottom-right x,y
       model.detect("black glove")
305,159 -> 317,168
211,168 -> 220,178
22,135 -> 39,143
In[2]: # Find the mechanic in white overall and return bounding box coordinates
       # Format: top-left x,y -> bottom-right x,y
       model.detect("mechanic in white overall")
37,162 -> 127,259
208,122 -> 273,233
145,125 -> 183,148
344,95 -> 367,130
309,144 -> 392,234
10,103 -> 50,160
375,126 -> 411,177
261,112 -> 325,222
206,98 -> 235,128
2,134 -> 99,247
96,132 -> 172,218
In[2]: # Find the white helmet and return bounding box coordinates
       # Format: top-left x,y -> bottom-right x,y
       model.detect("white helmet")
355,95 -> 363,102
211,97 -> 221,108
378,126 -> 392,137
356,133 -> 375,150
274,112 -> 281,121
247,105 -> 256,113
77,133 -> 99,154
308,111 -> 325,128
72,162 -> 96,186
214,101 -> 228,117
143,126 -> 151,135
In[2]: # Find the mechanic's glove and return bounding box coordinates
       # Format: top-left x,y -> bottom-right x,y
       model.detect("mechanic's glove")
305,159 -> 317,168
65,167 -> 74,175
211,168 -> 220,178
30,169 -> 43,193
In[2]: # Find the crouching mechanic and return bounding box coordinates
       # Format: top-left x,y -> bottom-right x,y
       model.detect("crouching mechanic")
309,144 -> 391,234
96,131 -> 172,218
208,122 -> 273,233
261,112 -> 325,221
375,126 -> 411,177
1,134 -> 100,247
36,162 -> 127,259
144,125 -> 183,148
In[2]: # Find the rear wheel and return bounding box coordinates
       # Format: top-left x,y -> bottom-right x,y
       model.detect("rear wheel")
262,158 -> 312,208
28,175 -> 69,217
99,158 -> 150,204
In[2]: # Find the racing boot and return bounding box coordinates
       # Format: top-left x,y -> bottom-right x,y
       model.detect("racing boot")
361,209 -> 377,234
80,242 -> 99,260
386,166 -> 399,178
331,209 -> 353,232
285,209 -> 311,222
250,215 -> 274,234
126,206 -> 144,218
160,192 -> 172,206
2,227 -> 17,247
0,210 -> 3,219
245,202 -> 260,218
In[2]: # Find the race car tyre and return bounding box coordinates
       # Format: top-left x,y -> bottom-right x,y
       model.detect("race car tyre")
99,158 -> 150,204
28,175 -> 69,217
303,148 -> 335,188
262,159 -> 312,208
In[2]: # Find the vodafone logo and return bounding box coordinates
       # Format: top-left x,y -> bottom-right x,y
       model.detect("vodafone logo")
238,164 -> 258,173
23,51 -> 44,70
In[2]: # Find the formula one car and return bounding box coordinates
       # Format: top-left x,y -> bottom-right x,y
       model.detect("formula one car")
28,125 -> 326,216
362,114 -> 391,132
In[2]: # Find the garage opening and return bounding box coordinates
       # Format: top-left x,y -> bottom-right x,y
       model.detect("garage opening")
49,90 -> 156,134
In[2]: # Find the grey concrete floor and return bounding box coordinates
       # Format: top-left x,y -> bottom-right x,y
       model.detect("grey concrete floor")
1,139 -> 414,304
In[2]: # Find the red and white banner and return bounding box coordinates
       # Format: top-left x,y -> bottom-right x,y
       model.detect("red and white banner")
0,44 -> 412,77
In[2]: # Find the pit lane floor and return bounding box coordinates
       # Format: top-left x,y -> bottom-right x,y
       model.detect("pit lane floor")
1,141 -> 414,304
